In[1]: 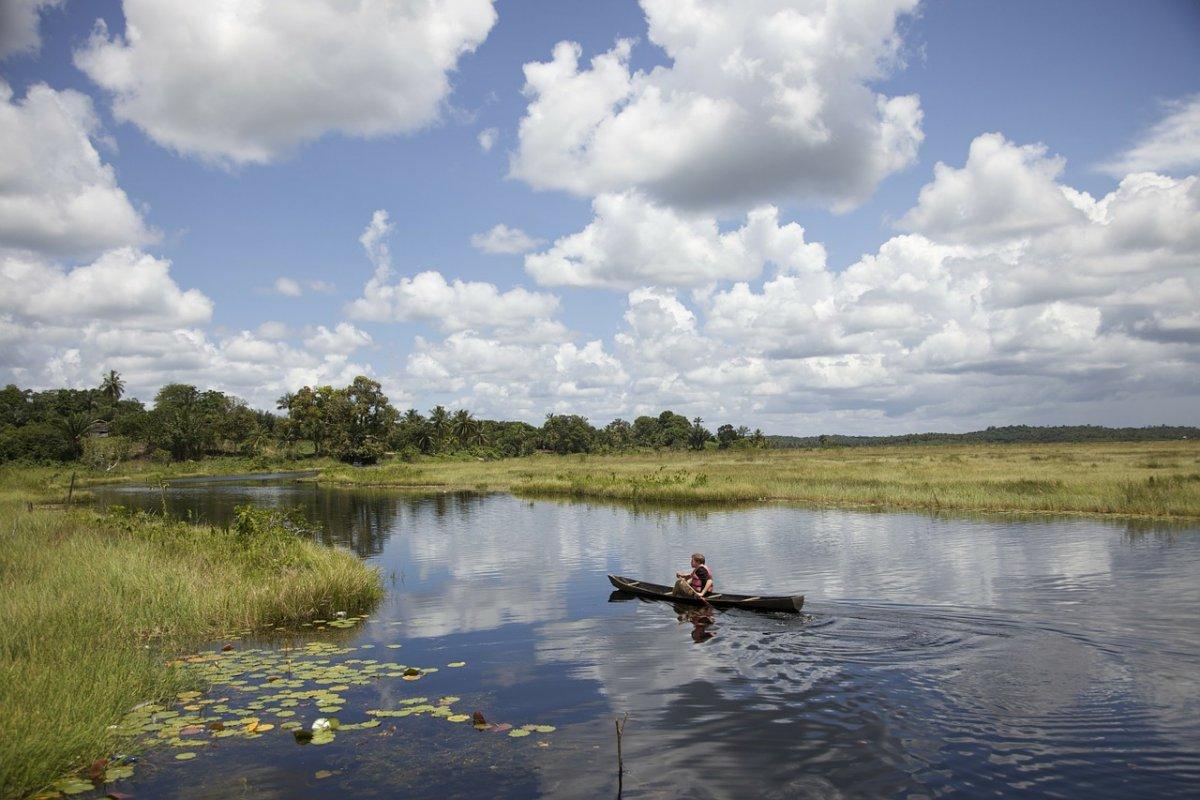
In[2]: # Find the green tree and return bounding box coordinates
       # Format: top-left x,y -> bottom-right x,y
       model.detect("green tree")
329,376 -> 397,464
428,405 -> 450,453
451,409 -> 477,449
716,424 -> 741,449
602,418 -> 633,451
148,384 -> 208,460
688,417 -> 712,450
99,370 -> 125,403
540,413 -> 597,454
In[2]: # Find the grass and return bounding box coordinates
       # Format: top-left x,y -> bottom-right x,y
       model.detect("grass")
0,474 -> 382,799
318,441 -> 1200,519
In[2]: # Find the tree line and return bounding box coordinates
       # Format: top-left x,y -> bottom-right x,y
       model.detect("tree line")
767,424 -> 1200,448
0,372 -> 767,465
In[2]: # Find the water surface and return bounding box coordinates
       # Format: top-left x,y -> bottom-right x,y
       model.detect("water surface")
92,478 -> 1200,798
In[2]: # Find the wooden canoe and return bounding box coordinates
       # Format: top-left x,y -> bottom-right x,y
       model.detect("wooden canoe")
607,574 -> 805,613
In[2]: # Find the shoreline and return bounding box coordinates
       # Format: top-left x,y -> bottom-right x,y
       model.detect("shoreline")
0,478 -> 382,799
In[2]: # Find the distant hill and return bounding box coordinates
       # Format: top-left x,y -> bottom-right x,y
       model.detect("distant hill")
766,424 -> 1200,448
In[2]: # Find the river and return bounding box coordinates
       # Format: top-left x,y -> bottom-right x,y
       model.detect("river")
91,476 -> 1200,798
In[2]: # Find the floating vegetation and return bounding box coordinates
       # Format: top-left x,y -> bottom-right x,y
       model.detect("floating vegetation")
45,633 -> 557,795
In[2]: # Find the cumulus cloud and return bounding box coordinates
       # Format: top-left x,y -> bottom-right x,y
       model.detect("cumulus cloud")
271,277 -> 335,297
477,126 -> 498,152
0,81 -> 154,257
0,0 -> 61,58
274,277 -> 302,297
1100,95 -> 1200,176
410,132 -> 1200,431
74,0 -> 498,165
0,247 -> 212,328
406,332 -> 627,419
899,133 -> 1093,243
346,210 -> 564,340
525,191 -> 825,289
471,223 -> 544,254
510,0 -> 922,211
303,322 -> 372,355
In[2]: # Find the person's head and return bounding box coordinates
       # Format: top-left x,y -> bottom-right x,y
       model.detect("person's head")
691,552 -> 705,567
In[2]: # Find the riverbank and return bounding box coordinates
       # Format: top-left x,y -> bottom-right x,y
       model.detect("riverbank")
0,476 -> 382,799
317,441 -> 1200,519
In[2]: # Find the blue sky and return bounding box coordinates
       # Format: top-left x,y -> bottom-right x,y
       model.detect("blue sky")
1,0 -> 1198,433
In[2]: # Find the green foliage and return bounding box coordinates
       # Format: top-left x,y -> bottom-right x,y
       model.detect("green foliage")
0,483 -> 381,799
540,413 -> 597,454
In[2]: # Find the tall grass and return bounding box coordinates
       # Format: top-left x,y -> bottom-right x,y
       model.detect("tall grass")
0,489 -> 381,798
320,441 -> 1200,518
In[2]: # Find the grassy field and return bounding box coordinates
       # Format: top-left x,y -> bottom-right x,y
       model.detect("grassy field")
319,440 -> 1200,519
0,471 -> 382,799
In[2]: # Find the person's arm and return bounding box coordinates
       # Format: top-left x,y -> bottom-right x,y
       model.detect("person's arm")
699,577 -> 713,596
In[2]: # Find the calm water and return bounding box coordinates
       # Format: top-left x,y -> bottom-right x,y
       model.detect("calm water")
92,478 -> 1200,799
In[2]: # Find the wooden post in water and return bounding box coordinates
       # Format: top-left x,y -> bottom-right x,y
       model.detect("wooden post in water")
615,713 -> 628,797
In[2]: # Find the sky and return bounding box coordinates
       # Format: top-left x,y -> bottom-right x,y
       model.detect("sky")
1,0 -> 1198,435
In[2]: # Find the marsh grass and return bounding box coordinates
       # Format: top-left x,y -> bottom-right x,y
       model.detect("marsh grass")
0,482 -> 381,798
320,441 -> 1200,518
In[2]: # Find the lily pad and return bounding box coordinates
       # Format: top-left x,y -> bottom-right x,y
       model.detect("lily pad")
174,752 -> 197,761
446,661 -> 467,668
508,729 -> 531,738
52,777 -> 94,795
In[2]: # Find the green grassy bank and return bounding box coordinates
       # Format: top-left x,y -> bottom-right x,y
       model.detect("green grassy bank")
0,472 -> 382,799
319,440 -> 1200,519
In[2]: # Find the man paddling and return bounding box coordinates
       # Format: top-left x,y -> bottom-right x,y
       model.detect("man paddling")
674,552 -> 714,600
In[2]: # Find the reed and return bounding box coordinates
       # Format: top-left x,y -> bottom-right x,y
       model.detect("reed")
0,484 -> 381,799
319,441 -> 1200,518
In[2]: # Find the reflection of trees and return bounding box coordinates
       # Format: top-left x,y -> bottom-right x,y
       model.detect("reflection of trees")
304,487 -> 402,558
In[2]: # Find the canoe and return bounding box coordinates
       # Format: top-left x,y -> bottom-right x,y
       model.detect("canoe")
607,574 -> 805,613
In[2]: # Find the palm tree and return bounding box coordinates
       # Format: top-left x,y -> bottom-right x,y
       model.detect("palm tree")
451,409 -> 476,449
59,411 -> 98,459
428,405 -> 450,453
99,370 -> 125,403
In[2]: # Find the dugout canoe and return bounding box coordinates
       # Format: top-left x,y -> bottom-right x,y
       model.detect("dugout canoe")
607,574 -> 805,613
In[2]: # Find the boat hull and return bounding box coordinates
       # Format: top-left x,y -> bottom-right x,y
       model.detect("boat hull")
607,574 -> 804,613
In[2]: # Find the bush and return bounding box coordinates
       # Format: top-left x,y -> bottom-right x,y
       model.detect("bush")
0,423 -> 72,462
80,435 -> 133,470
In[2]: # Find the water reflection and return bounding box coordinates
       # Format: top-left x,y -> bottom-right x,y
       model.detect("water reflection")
88,480 -> 1200,798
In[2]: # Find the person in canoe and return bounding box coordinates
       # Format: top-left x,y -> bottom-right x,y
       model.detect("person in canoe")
674,552 -> 714,600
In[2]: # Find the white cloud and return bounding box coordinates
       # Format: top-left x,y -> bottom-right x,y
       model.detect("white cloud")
303,322 -> 372,356
525,191 -> 825,289
477,126 -> 498,152
899,133 -> 1093,244
0,0 -> 61,58
1100,95 -> 1200,176
0,81 -> 154,258
409,132 -> 1200,431
471,223 -> 544,254
348,210 -> 564,339
348,268 -> 563,337
74,0 -> 498,165
0,247 -> 212,329
510,0 -> 922,211
274,277 -> 303,297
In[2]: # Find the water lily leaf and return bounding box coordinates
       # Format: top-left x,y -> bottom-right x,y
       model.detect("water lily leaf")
276,710 -> 295,717
447,714 -> 470,723
174,752 -> 197,761
315,770 -> 334,779
508,729 -> 531,738
105,765 -> 135,781
446,661 -> 467,668
52,777 -> 93,795
399,697 -> 428,706
254,723 -> 275,732
311,730 -> 336,745
386,644 -> 401,649
532,725 -> 556,733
